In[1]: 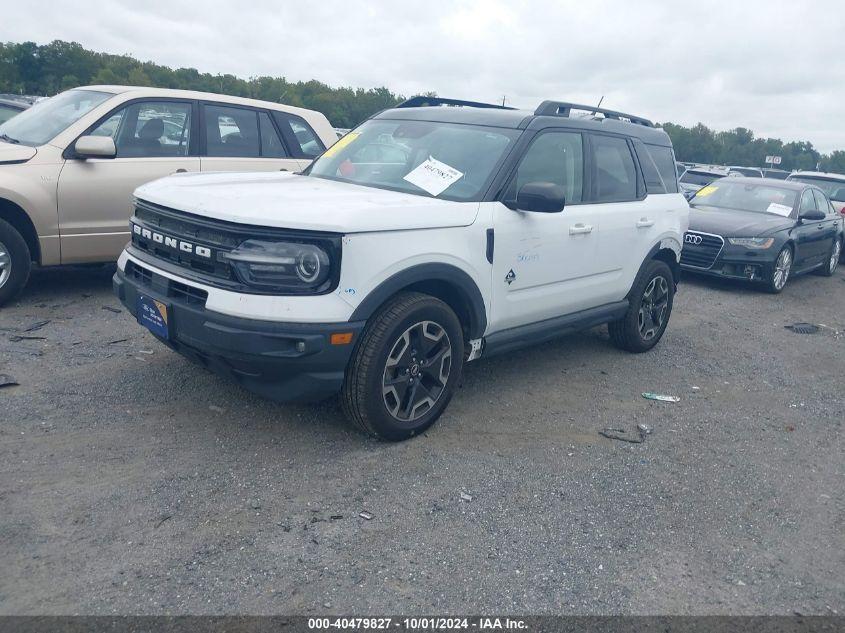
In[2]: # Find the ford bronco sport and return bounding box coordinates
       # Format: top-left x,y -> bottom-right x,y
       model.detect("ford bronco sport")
114,97 -> 689,440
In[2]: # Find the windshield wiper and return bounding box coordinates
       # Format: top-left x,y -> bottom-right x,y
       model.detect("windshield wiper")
0,133 -> 20,144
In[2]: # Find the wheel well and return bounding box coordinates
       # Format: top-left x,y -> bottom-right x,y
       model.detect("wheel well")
404,280 -> 475,341
652,247 -> 680,284
0,198 -> 40,263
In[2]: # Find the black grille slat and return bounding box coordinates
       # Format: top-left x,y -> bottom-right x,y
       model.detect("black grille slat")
125,260 -> 209,306
681,232 -> 724,269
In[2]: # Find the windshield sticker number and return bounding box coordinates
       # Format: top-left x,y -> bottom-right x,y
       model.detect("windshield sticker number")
403,156 -> 464,196
696,185 -> 718,197
321,132 -> 359,159
766,202 -> 793,217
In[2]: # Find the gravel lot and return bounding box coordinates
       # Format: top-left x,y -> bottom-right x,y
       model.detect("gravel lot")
1,264 -> 843,615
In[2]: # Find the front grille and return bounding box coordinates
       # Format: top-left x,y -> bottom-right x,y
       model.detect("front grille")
125,260 -> 209,306
681,231 -> 724,269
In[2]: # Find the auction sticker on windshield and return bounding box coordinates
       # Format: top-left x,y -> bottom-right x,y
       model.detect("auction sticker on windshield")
766,202 -> 793,217
403,156 -> 464,196
696,185 -> 718,197
322,132 -> 359,158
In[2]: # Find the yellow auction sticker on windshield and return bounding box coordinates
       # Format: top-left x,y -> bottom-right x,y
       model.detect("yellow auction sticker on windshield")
695,185 -> 718,197
321,132 -> 359,158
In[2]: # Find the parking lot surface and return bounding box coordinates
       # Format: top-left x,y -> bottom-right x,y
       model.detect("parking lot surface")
1,265 -> 843,615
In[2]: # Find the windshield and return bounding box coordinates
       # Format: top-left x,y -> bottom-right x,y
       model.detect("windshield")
307,119 -> 520,201
680,170 -> 720,186
788,175 -> 845,201
691,179 -> 798,216
0,89 -> 111,147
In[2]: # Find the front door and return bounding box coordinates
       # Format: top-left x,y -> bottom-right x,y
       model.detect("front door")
57,99 -> 199,263
199,103 -> 304,174
794,188 -> 830,269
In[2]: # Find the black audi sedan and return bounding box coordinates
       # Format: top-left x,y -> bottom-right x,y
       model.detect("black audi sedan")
681,177 -> 844,293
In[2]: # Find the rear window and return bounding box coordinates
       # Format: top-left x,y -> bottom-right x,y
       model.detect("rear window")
646,144 -> 679,193
680,170 -> 720,187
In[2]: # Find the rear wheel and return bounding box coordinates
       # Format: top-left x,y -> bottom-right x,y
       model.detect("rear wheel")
0,218 -> 32,308
816,238 -> 841,277
341,292 -> 464,441
609,260 -> 674,353
765,245 -> 792,293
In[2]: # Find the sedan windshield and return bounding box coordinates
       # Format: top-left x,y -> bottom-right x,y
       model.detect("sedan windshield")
788,175 -> 845,201
0,89 -> 111,147
691,179 -> 797,216
680,170 -> 720,186
307,119 -> 519,201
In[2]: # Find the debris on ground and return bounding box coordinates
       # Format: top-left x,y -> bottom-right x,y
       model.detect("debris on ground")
330,515 -> 343,521
691,386 -> 701,391
9,335 -> 46,342
209,405 -> 224,413
642,392 -> 680,403
154,514 -> 172,529
785,425 -> 795,432
785,323 -> 819,334
106,338 -> 128,345
599,427 -> 648,444
359,511 -> 374,520
637,423 -> 652,435
138,349 -> 154,355
23,320 -> 50,332
459,492 -> 473,502
248,499 -> 261,510
101,306 -> 122,314
0,374 -> 19,389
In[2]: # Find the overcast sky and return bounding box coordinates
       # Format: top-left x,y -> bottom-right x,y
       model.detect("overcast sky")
4,0 -> 843,152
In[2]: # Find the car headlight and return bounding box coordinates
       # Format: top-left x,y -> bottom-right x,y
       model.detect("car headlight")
224,239 -> 332,292
727,237 -> 775,249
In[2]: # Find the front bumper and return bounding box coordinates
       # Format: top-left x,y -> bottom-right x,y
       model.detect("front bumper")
113,262 -> 364,402
681,245 -> 779,282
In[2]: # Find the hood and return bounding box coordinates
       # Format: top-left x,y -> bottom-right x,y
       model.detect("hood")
135,171 -> 479,233
688,204 -> 794,237
0,140 -> 36,164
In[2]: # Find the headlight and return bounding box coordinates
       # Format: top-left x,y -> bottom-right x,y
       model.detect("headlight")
225,240 -> 331,292
728,237 -> 775,249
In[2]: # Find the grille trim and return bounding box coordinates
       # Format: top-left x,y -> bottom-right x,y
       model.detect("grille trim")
681,231 -> 725,270
125,260 -> 209,307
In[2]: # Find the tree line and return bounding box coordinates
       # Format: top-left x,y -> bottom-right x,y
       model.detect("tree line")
1,40 -> 843,173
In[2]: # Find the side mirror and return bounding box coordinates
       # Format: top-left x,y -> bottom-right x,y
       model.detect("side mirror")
514,182 -> 566,213
74,135 -> 116,159
799,208 -> 825,221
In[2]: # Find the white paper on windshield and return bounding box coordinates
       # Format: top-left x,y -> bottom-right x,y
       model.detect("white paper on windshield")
403,156 -> 464,196
767,202 -> 793,217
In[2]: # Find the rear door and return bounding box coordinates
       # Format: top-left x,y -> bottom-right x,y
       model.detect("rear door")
813,188 -> 840,257
57,98 -> 199,263
199,103 -> 304,173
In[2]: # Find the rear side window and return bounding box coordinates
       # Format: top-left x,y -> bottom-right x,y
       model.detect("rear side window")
258,112 -> 288,158
590,134 -> 638,202
631,139 -> 665,195
510,131 -> 584,204
273,112 -> 325,158
647,144 -> 680,193
204,104 -> 260,158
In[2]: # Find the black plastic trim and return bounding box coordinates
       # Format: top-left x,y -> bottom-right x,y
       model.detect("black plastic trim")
486,229 -> 495,264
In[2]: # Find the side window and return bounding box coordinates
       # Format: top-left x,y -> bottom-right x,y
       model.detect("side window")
812,189 -> 830,214
204,105 -> 260,157
799,189 -> 817,212
632,138 -> 665,195
91,101 -> 192,158
510,131 -> 583,203
646,144 -> 680,194
591,134 -> 639,202
258,112 -> 288,158
273,112 -> 325,158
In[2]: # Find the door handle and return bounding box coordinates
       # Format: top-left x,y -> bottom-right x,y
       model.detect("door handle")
280,168 -> 289,172
173,168 -> 188,174
569,223 -> 593,235
636,218 -> 655,228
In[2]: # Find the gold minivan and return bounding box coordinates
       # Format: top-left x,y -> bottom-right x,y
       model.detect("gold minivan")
0,85 -> 337,306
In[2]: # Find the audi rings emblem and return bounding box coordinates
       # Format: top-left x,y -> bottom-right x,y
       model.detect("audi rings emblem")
685,234 -> 703,245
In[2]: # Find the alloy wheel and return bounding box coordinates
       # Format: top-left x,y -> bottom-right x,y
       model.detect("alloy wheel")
773,248 -> 792,290
0,240 -> 11,289
638,275 -> 669,341
831,240 -> 841,274
382,320 -> 452,423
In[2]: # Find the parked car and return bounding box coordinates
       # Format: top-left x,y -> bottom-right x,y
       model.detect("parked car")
786,171 -> 845,217
0,85 -> 337,306
762,168 -> 791,180
113,96 -> 688,440
679,166 -> 729,199
0,97 -> 30,125
681,177 -> 843,293
334,127 -> 351,138
727,165 -> 764,178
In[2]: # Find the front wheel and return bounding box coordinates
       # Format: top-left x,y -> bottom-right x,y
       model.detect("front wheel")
609,260 -> 674,353
0,218 -> 32,308
765,245 -> 792,293
341,292 -> 464,441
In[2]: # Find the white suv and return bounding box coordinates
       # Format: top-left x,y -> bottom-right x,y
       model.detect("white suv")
114,97 -> 689,440
0,86 -> 336,306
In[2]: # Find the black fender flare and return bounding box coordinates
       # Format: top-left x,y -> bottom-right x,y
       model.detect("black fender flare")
349,263 -> 488,339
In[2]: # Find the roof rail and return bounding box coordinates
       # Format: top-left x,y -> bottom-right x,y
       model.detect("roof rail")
397,96 -> 515,110
534,100 -> 655,127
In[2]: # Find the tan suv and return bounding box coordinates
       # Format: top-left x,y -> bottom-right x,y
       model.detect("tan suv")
0,85 -> 336,306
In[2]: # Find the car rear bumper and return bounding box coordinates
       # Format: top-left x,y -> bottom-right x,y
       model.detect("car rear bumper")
113,264 -> 364,402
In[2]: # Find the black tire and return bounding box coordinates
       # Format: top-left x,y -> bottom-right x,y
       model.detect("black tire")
609,260 -> 674,353
341,291 -> 464,441
0,218 -> 32,308
764,245 -> 792,293
815,237 -> 841,277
